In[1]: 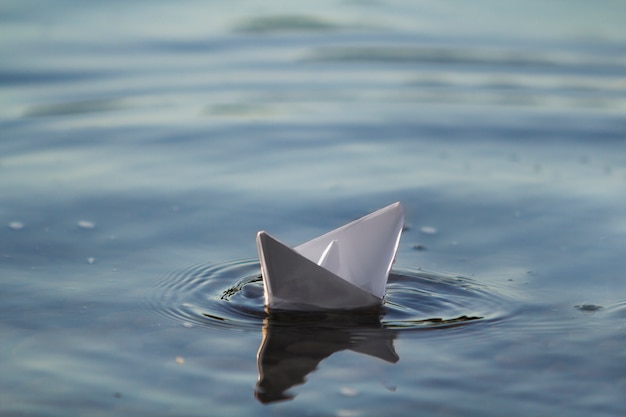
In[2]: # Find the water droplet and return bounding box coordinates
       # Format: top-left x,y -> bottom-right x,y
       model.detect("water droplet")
420,226 -> 437,235
77,220 -> 95,229
8,221 -> 24,230
339,386 -> 359,397
337,410 -> 361,417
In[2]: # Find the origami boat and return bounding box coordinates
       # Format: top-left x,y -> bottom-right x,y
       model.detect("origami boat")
256,202 -> 404,311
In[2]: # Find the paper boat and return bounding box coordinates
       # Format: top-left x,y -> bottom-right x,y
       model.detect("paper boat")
256,202 -> 404,311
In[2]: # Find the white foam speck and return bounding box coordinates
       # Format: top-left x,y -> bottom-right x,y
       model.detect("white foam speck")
339,386 -> 359,397
8,221 -> 24,230
420,226 -> 437,235
77,220 -> 95,229
337,409 -> 361,417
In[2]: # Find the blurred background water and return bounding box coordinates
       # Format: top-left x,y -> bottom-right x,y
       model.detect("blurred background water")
1,1 -> 626,416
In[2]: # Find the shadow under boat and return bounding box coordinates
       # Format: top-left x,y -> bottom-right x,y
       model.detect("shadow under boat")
254,308 -> 398,404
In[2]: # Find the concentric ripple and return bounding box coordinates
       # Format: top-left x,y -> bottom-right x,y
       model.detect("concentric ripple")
150,260 -> 511,331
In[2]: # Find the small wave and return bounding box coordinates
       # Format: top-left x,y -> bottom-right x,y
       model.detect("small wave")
149,260 -> 511,332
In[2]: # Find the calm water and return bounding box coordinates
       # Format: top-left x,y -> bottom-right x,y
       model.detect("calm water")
2,1 -> 626,416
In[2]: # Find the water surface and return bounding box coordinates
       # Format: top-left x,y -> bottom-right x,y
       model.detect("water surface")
1,1 -> 626,416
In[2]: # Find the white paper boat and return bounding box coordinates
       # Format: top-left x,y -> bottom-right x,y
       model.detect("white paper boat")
256,202 -> 404,311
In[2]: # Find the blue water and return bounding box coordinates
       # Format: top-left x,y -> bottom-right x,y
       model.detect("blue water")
2,1 -> 626,416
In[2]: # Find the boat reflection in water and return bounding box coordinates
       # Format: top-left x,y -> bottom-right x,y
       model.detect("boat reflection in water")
254,308 -> 398,404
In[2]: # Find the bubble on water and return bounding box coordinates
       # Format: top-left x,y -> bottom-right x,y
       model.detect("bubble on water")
77,220 -> 96,229
8,221 -> 24,230
420,226 -> 437,235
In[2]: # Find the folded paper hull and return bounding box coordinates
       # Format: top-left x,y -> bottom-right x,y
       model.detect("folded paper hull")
257,232 -> 381,310
256,202 -> 404,311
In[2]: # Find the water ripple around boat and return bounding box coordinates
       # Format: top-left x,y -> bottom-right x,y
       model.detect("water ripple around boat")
149,260 -> 512,332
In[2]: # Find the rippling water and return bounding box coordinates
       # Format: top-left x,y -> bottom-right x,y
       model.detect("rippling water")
2,1 -> 626,416
151,261 -> 506,331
